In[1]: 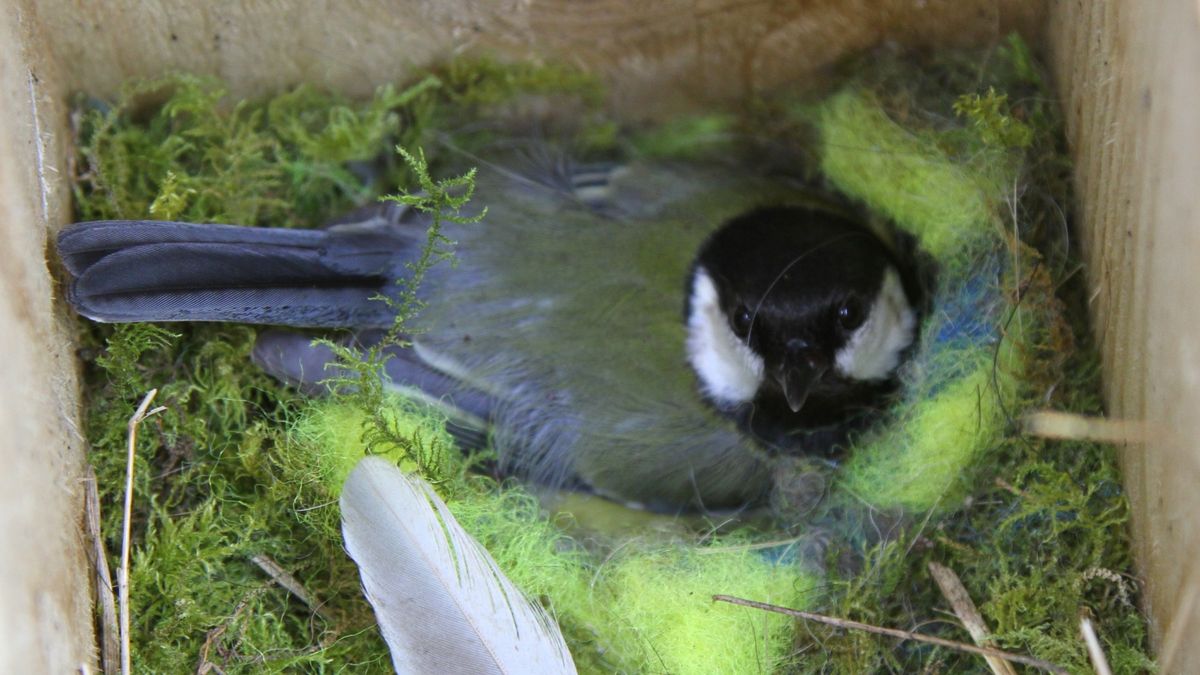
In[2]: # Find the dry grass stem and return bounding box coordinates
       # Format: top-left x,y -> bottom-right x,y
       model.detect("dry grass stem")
694,538 -> 803,554
85,465 -> 120,674
120,389 -> 166,675
928,562 -> 1017,675
195,588 -> 264,675
1078,617 -> 1112,675
194,584 -> 336,674
250,554 -> 330,620
1022,410 -> 1147,444
993,477 -> 1024,496
712,595 -> 1067,674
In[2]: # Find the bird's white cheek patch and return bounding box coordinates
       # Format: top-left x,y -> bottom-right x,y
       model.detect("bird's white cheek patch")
686,268 -> 765,406
835,267 -> 916,380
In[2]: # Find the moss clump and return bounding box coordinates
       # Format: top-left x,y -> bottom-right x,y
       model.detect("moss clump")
284,396 -> 818,674
774,37 -> 1154,672
72,64 -> 609,673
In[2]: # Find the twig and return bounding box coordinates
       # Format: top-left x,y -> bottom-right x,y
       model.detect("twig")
250,554 -> 330,621
84,466 -> 120,674
196,588 -> 264,675
119,390 -> 166,675
711,595 -> 1067,674
1079,617 -> 1113,675
694,537 -> 803,554
993,477 -> 1024,497
1022,410 -> 1147,444
928,562 -> 1017,675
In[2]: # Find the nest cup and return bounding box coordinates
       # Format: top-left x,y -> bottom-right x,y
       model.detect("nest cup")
2,1 -> 1196,671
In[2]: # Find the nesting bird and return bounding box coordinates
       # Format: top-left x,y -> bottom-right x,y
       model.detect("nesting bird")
58,153 -> 919,512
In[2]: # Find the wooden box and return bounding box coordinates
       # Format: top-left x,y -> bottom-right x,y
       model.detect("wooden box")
1,0 -> 1194,670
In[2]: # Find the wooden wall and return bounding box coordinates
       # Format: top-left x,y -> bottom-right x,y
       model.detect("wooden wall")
6,0 -> 1196,671
0,2 -> 93,671
1048,1 -> 1200,671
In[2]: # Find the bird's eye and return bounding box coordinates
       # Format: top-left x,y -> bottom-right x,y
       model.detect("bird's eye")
731,304 -> 753,338
837,298 -> 866,331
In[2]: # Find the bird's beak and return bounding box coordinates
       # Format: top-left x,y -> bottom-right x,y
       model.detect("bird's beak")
778,360 -> 827,413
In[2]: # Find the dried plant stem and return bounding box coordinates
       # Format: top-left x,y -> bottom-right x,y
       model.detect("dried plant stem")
251,554 -> 329,621
1079,617 -> 1113,675
1022,410 -> 1147,444
84,465 -> 120,674
119,390 -> 166,675
712,595 -> 1067,674
928,562 -> 1017,675
196,588 -> 265,675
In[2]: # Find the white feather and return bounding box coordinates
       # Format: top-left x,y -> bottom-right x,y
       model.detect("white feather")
686,267 -> 765,405
835,267 -> 915,380
341,457 -> 577,675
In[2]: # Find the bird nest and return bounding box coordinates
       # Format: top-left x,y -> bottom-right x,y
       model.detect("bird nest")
71,40 -> 1152,673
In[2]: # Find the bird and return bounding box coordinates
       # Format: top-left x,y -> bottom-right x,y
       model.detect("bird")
57,149 -> 920,513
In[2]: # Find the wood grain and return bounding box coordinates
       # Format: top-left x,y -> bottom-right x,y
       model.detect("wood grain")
18,0 -> 1200,670
1048,1 -> 1200,671
0,3 -> 93,673
24,0 -> 1043,119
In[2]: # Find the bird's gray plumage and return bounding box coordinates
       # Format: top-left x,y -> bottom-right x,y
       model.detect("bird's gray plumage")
58,152 -> 913,512
391,161 -> 806,509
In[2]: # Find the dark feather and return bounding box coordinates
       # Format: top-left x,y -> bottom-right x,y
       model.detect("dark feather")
57,214 -> 421,327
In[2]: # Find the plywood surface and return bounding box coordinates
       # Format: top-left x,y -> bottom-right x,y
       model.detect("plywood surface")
27,0 -> 1042,119
1048,1 -> 1200,671
0,3 -> 94,672
22,0 -> 1200,670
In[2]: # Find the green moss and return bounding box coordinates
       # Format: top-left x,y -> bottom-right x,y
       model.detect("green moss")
286,399 -> 459,493
73,64 -> 606,673
439,58 -> 605,108
629,113 -> 738,160
789,43 -> 1152,673
953,87 -> 1036,150
69,44 -> 1153,674
74,75 -> 405,227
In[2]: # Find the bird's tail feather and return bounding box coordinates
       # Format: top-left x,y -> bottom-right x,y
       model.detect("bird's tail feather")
57,218 -> 411,327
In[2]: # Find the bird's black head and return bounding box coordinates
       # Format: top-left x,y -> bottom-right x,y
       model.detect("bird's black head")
685,206 -> 916,425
